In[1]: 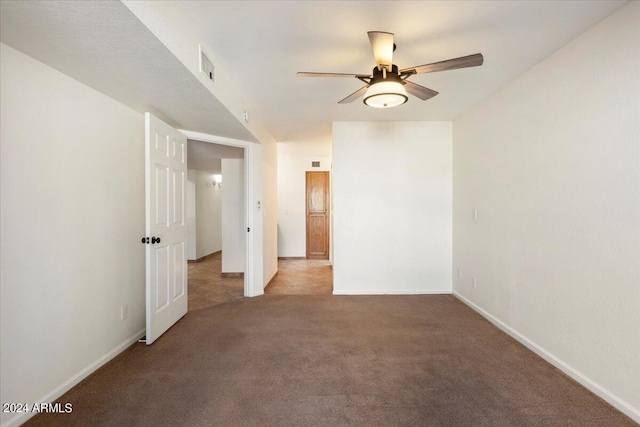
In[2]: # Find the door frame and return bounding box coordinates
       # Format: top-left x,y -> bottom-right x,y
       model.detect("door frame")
179,129 -> 264,297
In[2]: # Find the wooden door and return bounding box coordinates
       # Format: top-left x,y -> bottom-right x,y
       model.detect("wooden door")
144,113 -> 187,345
306,171 -> 330,259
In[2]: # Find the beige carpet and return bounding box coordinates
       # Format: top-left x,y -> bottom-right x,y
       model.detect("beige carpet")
24,295 -> 634,427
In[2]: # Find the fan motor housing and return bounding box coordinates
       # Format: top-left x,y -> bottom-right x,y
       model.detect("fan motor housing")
370,64 -> 402,84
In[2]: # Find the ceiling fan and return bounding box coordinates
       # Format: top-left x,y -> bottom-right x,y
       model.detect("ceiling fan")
298,31 -> 484,109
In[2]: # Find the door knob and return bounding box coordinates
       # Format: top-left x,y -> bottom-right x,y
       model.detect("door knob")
152,237 -> 161,244
141,237 -> 149,244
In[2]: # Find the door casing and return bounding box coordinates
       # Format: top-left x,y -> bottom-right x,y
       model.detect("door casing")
179,129 -> 264,297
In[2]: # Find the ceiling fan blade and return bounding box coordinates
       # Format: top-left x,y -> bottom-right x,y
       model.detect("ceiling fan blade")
297,72 -> 370,78
368,31 -> 394,71
338,85 -> 369,104
404,81 -> 439,101
400,53 -> 484,75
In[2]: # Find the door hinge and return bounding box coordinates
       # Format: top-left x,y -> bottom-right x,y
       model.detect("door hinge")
247,227 -> 250,232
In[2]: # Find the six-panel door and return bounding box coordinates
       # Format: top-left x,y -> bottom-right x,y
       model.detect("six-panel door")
306,171 -> 330,259
145,113 -> 187,345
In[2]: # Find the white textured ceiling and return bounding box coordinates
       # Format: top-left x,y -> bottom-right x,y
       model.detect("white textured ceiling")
176,0 -> 627,142
0,1 -> 257,142
0,1 -> 628,146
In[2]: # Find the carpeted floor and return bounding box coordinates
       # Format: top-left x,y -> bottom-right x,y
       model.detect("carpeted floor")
24,295 -> 634,427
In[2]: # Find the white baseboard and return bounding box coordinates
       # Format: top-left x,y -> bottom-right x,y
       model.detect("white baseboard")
333,289 -> 451,295
453,291 -> 640,424
1,328 -> 145,427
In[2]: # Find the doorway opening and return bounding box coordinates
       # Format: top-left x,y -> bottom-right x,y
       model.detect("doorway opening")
268,169 -> 332,295
180,129 -> 264,300
186,140 -> 245,311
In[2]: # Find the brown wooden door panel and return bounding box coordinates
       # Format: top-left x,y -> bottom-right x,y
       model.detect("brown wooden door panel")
308,215 -> 327,256
306,171 -> 329,259
308,172 -> 328,213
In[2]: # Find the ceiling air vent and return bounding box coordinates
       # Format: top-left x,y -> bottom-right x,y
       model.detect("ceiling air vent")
311,161 -> 320,168
199,45 -> 215,82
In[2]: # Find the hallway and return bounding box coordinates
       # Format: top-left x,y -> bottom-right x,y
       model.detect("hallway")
265,259 -> 333,294
188,256 -> 333,311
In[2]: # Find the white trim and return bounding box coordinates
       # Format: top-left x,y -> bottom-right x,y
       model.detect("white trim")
1,329 -> 145,427
243,143 -> 253,297
178,129 -> 264,297
453,291 -> 640,424
333,289 -> 451,295
179,130 -> 253,149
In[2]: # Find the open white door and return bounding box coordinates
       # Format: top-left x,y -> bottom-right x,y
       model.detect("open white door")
144,113 -> 187,344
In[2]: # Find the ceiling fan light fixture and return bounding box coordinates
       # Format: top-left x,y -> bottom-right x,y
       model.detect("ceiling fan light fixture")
363,81 -> 408,108
298,31 -> 482,106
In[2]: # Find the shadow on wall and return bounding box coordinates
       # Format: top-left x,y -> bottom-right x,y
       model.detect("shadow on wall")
277,224 -> 285,255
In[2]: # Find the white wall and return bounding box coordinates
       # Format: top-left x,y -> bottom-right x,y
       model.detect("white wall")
277,142 -> 332,258
262,138 -> 278,284
453,2 -> 640,421
194,169 -> 222,259
0,44 -> 145,427
186,169 -> 197,260
332,122 -> 452,295
221,158 -> 246,273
